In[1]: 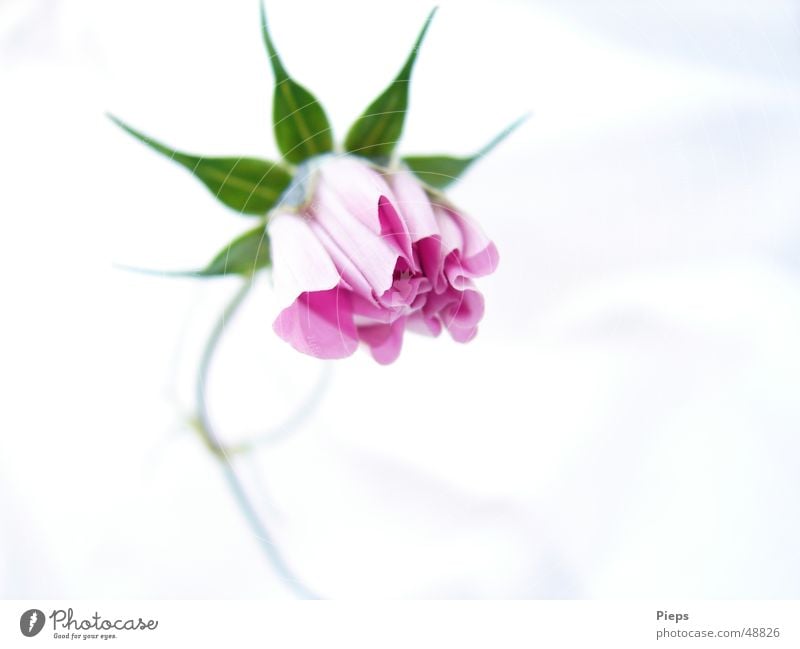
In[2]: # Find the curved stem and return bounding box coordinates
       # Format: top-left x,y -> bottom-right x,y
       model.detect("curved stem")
194,280 -> 251,457
193,279 -> 319,600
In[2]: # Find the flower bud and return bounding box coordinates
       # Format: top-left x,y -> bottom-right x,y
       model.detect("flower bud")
270,156 -> 498,364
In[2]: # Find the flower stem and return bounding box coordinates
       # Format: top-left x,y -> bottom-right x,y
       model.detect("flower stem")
193,279 -> 318,600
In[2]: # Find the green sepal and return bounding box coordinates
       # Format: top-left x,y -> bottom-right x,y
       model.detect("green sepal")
118,226 -> 271,279
109,116 -> 292,216
197,225 -> 271,276
260,3 -> 333,164
344,8 -> 437,162
402,114 -> 529,189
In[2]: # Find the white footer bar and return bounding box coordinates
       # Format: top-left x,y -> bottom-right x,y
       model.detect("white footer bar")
1,600 -> 797,648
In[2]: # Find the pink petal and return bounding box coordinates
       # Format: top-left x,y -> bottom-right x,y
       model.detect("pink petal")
315,157 -> 396,236
350,292 -> 396,324
386,169 -> 438,243
308,219 -> 375,302
444,289 -> 485,342
434,205 -> 492,259
434,205 -> 499,285
273,287 -> 359,359
443,243 -> 499,289
358,317 -> 407,365
416,236 -> 447,293
406,309 -> 443,337
462,240 -> 500,278
424,286 -> 485,343
268,211 -> 341,310
377,196 -> 413,259
377,257 -> 431,309
310,180 -> 398,297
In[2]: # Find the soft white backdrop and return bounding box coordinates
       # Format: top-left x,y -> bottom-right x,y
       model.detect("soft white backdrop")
1,0 -> 799,598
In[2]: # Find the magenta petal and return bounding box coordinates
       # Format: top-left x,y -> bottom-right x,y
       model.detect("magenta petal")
311,181 -> 398,297
443,289 -> 485,342
273,287 -> 358,359
315,157 -> 397,236
406,310 -> 443,337
444,206 -> 493,258
358,317 -> 406,365
434,205 -> 497,263
434,205 -> 499,285
443,245 -> 499,289
350,292 -> 397,325
377,196 -> 413,259
434,204 -> 464,256
424,286 -> 485,343
462,241 -> 500,278
416,236 -> 446,293
387,169 -> 438,243
377,257 -> 430,309
308,219 -> 375,302
268,211 -> 341,309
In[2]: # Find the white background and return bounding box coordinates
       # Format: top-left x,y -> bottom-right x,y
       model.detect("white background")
1,0 -> 799,598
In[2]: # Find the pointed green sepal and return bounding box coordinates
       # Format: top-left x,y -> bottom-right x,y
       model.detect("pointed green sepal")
197,225 -> 271,276
344,7 -> 437,162
402,114 -> 529,189
109,116 -> 292,216
117,226 -> 271,278
260,3 -> 333,164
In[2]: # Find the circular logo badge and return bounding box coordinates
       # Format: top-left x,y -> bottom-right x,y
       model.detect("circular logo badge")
20,609 -> 45,637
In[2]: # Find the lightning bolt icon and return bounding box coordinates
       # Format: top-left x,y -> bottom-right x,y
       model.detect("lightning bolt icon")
28,611 -> 37,632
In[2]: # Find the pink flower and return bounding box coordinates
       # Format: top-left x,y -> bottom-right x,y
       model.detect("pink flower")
269,156 -> 499,364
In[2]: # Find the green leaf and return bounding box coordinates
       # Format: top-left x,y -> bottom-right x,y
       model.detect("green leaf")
260,3 -> 333,164
344,7 -> 437,162
109,116 -> 292,216
402,114 -> 529,189
198,225 -> 271,276
116,226 -> 271,278
400,156 -> 473,190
